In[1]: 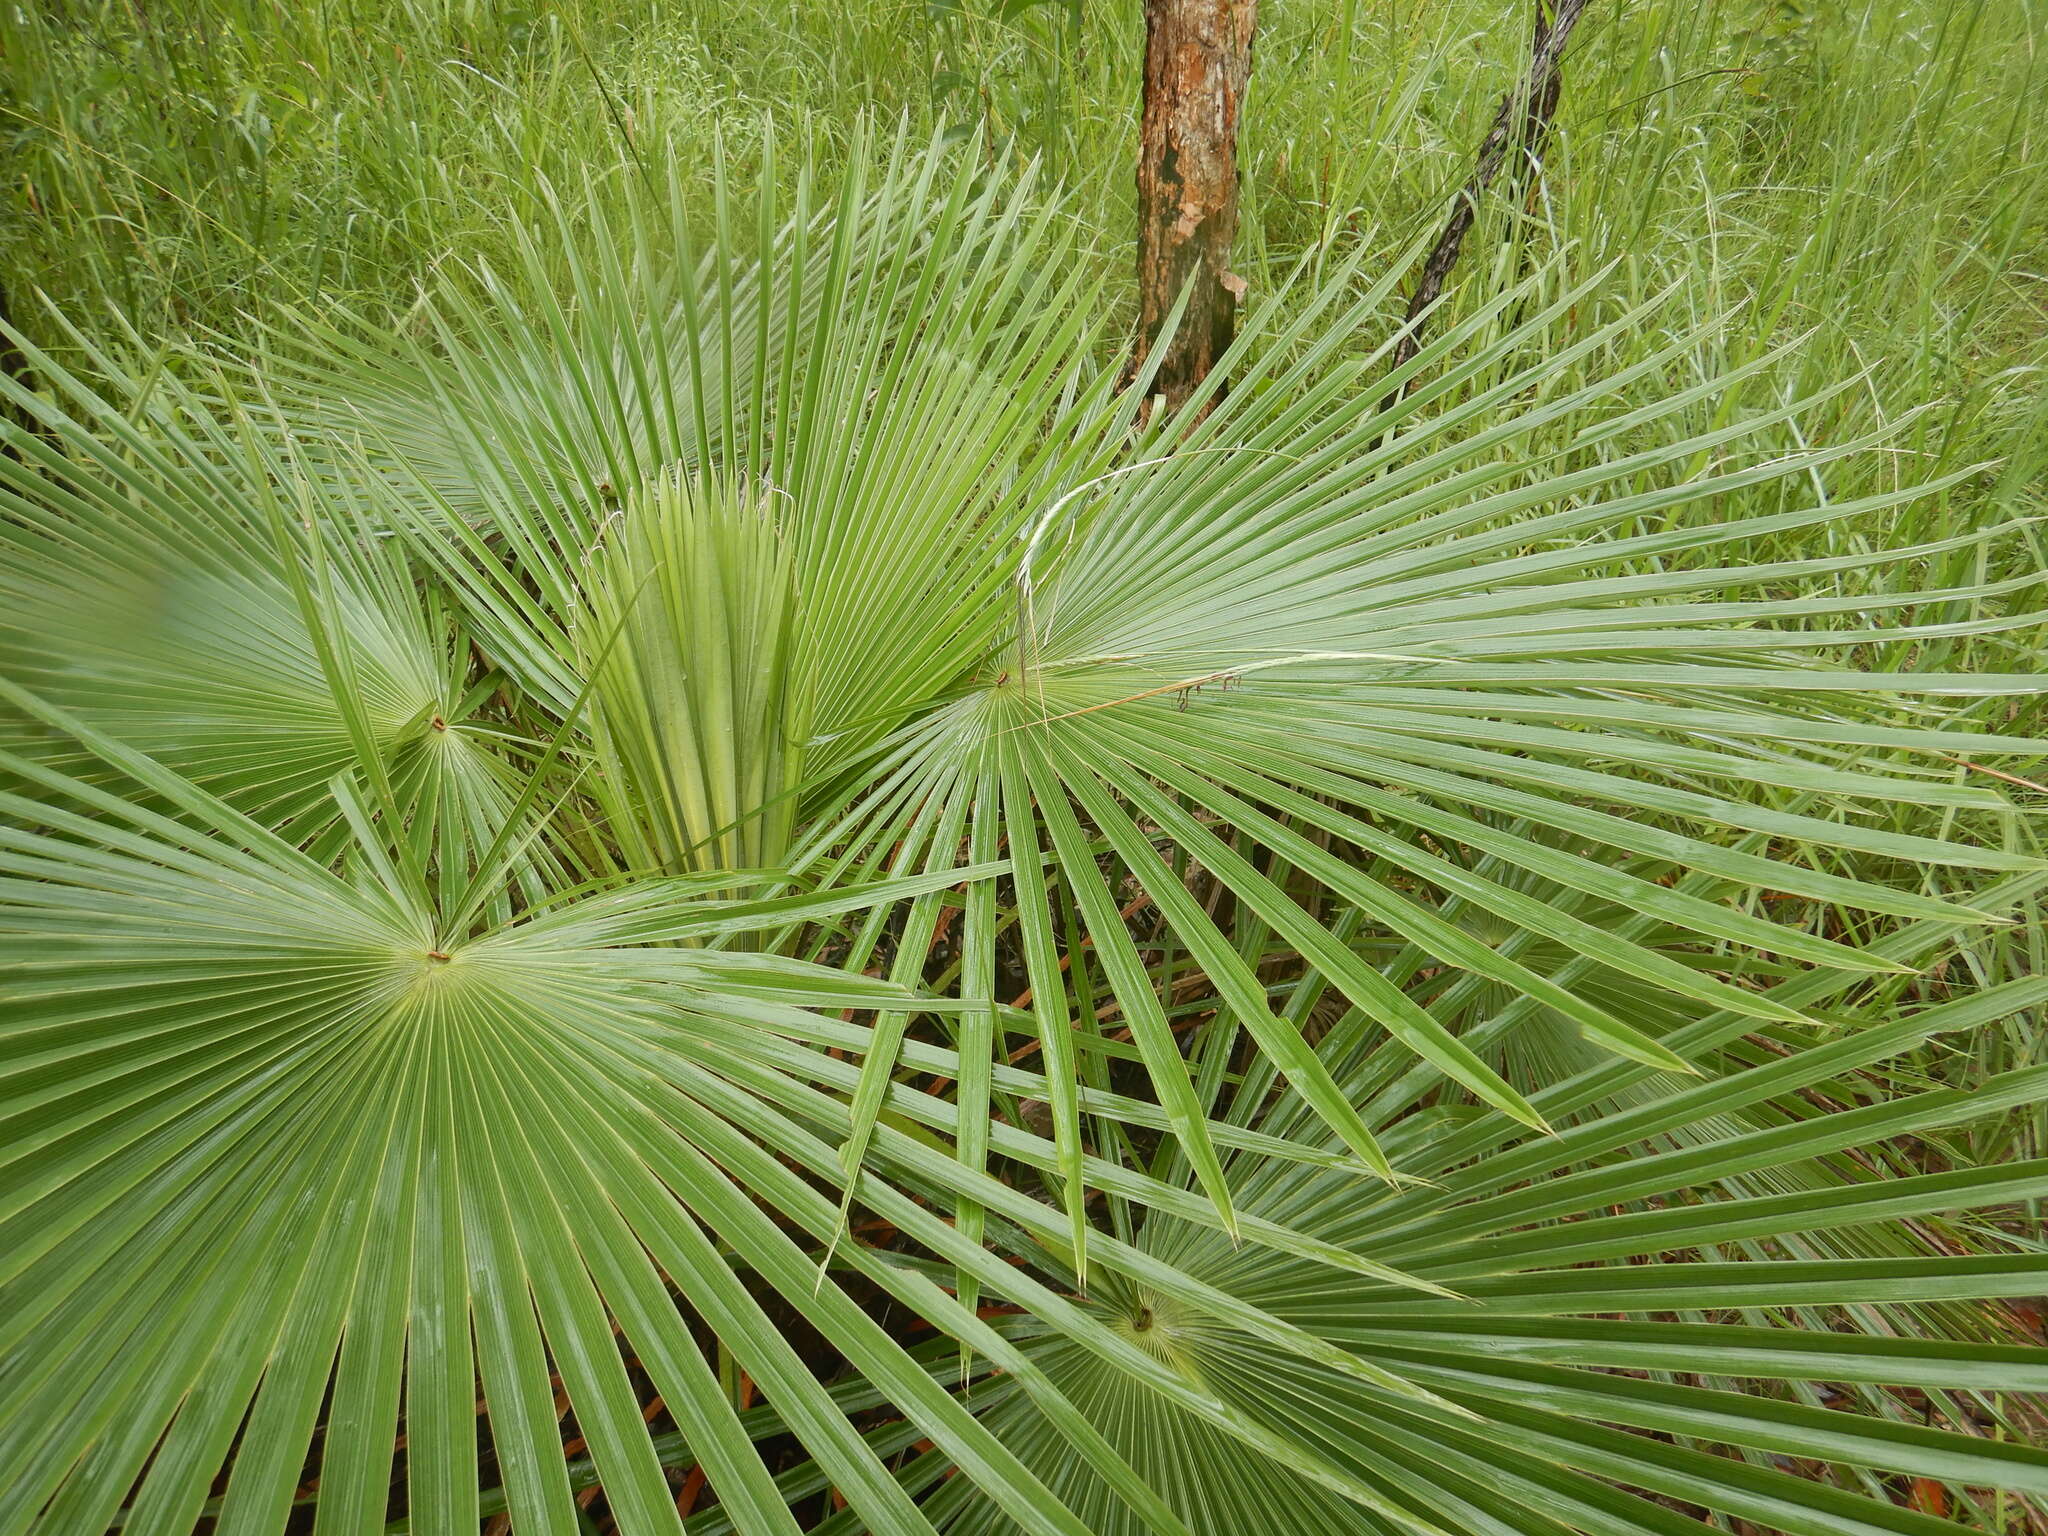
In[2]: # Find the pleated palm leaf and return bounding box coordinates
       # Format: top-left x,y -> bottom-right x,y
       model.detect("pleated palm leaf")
4,126 -> 2047,1535
935,952 -> 2048,1536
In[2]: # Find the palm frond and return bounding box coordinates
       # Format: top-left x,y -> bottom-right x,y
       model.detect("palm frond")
2,125 -> 2044,1536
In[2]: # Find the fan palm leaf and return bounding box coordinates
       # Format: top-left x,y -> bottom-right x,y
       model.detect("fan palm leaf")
916,946 -> 2048,1536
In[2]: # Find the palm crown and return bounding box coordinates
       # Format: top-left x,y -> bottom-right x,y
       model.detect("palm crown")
3,128 -> 2046,1536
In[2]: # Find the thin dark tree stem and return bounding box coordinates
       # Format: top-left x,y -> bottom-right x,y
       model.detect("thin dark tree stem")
1381,0 -> 1590,406
0,282 -> 52,460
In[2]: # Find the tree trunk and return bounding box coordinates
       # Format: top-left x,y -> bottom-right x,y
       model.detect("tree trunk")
1129,0 -> 1257,420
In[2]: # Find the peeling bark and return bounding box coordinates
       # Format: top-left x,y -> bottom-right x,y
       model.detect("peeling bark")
1128,0 -> 1257,420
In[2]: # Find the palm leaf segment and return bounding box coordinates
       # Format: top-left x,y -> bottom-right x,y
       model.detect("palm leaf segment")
2,128 -> 2045,1534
